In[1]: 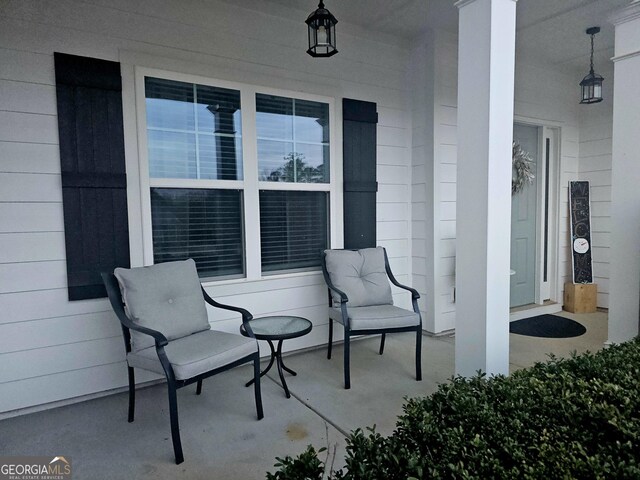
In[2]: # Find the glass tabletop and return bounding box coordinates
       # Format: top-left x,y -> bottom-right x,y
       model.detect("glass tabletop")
242,316 -> 312,339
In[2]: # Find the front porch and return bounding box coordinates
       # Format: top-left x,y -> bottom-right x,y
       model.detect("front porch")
0,311 -> 607,478
2,0 -> 640,475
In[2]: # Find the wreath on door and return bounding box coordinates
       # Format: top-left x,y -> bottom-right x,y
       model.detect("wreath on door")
512,142 -> 535,195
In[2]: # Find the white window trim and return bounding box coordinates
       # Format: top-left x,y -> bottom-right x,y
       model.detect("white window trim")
134,66 -> 340,284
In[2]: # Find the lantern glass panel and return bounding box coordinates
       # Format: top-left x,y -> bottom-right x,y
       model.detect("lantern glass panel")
593,83 -> 602,99
317,25 -> 328,45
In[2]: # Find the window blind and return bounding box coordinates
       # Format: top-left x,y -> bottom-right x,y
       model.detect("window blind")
151,188 -> 244,278
259,191 -> 328,272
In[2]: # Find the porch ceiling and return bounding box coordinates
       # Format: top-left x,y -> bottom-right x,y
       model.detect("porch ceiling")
516,0 -> 628,75
223,0 -> 628,75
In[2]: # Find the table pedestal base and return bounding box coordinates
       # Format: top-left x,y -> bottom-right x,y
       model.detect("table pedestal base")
245,339 -> 296,398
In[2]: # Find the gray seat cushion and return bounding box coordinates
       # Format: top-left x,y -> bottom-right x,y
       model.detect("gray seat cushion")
127,330 -> 258,380
114,259 -> 210,351
324,248 -> 393,307
329,305 -> 420,330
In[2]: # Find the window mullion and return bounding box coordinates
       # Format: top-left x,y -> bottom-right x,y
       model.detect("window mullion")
136,71 -> 154,266
241,88 -> 262,280
193,84 -> 201,180
292,98 -> 297,183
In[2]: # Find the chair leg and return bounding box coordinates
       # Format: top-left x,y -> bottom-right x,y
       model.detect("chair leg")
416,328 -> 423,381
167,380 -> 184,464
379,333 -> 386,355
196,379 -> 203,395
344,330 -> 351,389
253,354 -> 264,420
327,318 -> 333,359
127,366 -> 135,423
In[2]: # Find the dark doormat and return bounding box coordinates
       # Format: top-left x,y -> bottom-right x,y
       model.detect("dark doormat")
509,314 -> 587,338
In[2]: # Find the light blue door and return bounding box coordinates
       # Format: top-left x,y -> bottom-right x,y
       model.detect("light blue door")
510,124 -> 538,307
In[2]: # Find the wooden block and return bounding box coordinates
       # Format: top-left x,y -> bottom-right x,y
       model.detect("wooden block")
563,283 -> 597,313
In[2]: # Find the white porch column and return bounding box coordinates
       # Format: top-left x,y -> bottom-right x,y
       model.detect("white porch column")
608,1 -> 640,344
454,0 -> 517,377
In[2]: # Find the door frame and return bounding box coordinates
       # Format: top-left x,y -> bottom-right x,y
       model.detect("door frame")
512,117 -> 561,308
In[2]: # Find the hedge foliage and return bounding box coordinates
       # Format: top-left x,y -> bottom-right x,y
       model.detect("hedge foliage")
267,338 -> 640,479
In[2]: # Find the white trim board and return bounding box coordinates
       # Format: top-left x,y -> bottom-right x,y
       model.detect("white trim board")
509,303 -> 563,321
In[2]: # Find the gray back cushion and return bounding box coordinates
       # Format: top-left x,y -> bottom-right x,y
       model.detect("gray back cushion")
114,259 -> 210,351
324,247 -> 393,307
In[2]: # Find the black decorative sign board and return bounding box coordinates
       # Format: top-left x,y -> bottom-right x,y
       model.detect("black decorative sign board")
569,181 -> 593,283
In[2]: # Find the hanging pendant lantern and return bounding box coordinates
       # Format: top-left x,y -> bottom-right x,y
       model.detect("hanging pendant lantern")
306,1 -> 338,58
580,27 -> 604,104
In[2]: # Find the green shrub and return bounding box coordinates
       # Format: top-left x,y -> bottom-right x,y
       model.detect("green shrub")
266,446 -> 326,480
267,338 -> 640,479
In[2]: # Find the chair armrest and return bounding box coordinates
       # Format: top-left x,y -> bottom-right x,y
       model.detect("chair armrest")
383,249 -> 420,300
132,324 -> 169,348
200,287 -> 258,338
101,272 -> 169,348
389,277 -> 420,300
201,287 -> 253,322
321,255 -> 349,303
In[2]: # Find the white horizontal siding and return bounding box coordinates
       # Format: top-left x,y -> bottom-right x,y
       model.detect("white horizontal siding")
431,32 -> 459,332
0,261 -> 68,293
379,184 -> 409,203
0,141 -> 61,174
0,337 -> 125,384
0,111 -> 59,144
439,144 -> 457,164
0,311 -> 119,353
0,362 -> 161,413
0,232 -> 66,263
208,283 -> 327,322
378,164 -> 408,185
378,145 -> 409,166
0,80 -> 57,115
578,76 -> 613,308
0,47 -> 56,85
0,173 -> 62,202
0,289 -> 109,325
378,125 -> 408,147
376,61 -> 411,276
378,239 -> 409,258
378,203 -> 408,222
0,203 -> 64,232
407,31 -> 436,329
0,0 -> 413,415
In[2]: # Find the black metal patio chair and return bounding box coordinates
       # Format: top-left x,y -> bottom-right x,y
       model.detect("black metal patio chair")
101,259 -> 263,464
321,247 -> 423,389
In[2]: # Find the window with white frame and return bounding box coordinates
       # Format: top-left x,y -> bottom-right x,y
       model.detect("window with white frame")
142,75 -> 332,279
145,77 -> 245,279
256,94 -> 330,273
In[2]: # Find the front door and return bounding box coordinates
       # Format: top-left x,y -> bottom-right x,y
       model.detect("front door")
510,124 -> 539,307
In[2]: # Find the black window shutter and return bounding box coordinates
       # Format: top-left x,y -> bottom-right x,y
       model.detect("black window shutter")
54,52 -> 130,300
342,98 -> 378,249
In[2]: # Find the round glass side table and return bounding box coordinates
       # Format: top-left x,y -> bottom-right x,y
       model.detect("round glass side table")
240,315 -> 312,398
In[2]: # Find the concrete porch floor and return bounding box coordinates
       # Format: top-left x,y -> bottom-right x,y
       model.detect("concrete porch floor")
0,311 -> 607,479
